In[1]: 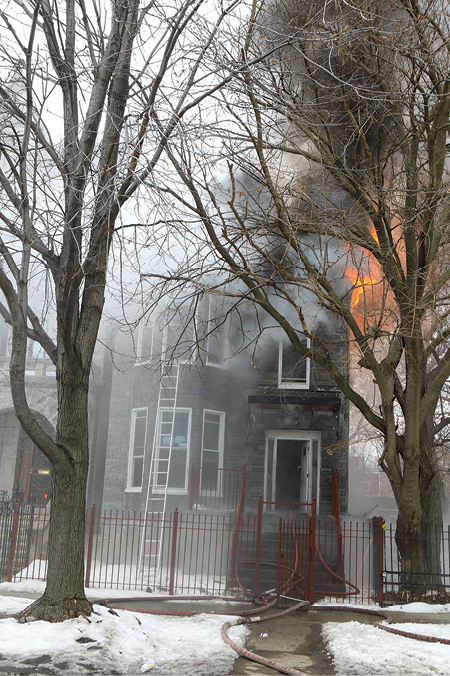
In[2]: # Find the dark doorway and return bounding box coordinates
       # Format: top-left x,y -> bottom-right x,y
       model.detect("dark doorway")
266,435 -> 319,512
275,439 -> 304,506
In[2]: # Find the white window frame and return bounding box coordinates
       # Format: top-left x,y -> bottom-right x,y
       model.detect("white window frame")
153,407 -> 191,494
264,430 -> 321,513
135,320 -> 153,365
125,408 -> 148,492
200,410 -> 225,495
206,298 -> 228,368
278,339 -> 310,389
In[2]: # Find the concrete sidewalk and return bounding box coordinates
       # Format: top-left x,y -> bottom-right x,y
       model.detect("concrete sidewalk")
230,608 -> 335,675
229,607 -> 450,675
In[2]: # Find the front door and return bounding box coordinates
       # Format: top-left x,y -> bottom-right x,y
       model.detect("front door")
275,439 -> 309,505
265,433 -> 320,511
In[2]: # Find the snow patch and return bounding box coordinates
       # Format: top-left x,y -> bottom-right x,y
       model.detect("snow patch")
322,620 -> 450,675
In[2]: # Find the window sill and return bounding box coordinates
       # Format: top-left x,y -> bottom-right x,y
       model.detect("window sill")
152,488 -> 188,495
278,381 -> 310,390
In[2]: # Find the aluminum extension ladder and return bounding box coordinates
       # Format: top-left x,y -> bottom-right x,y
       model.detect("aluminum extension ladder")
138,362 -> 180,577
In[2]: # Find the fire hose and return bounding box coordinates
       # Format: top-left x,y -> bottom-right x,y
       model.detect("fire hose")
103,596 -> 310,676
103,509 -> 450,676
103,596 -> 450,675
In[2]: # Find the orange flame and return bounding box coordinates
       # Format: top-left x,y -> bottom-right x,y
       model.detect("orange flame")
370,224 -> 379,246
344,218 -> 383,319
346,267 -> 378,309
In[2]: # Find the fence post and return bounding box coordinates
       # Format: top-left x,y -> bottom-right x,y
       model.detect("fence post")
277,517 -> 282,605
84,504 -> 96,589
377,517 -> 385,606
254,496 -> 263,598
371,516 -> 385,606
7,501 -> 20,582
307,498 -> 316,605
169,508 -> 179,595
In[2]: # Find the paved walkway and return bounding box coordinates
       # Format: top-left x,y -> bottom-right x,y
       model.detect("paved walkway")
230,607 -> 450,675
230,608 -> 336,675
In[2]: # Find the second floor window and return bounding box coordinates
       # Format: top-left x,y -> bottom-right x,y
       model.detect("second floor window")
164,309 -> 195,364
278,338 -> 310,389
136,320 -> 153,364
206,298 -> 228,367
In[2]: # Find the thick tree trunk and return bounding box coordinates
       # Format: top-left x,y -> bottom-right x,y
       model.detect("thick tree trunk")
394,429 -> 443,596
20,461 -> 93,621
395,453 -> 425,592
18,370 -> 93,622
419,425 -> 443,588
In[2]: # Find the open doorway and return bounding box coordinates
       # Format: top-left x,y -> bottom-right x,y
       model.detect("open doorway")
265,431 -> 321,511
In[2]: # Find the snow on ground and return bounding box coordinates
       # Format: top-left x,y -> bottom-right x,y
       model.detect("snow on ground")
0,579 -> 172,599
4,582 -> 450,675
322,603 -> 450,675
0,583 -> 249,675
10,559 -> 230,596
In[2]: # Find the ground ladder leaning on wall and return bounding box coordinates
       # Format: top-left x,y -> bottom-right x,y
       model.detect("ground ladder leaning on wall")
139,362 -> 180,577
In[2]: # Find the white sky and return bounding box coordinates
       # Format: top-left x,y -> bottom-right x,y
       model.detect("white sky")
2,582 -> 450,675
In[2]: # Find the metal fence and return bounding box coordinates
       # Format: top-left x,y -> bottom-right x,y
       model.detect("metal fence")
1,502 -> 400,605
318,517 -> 384,605
0,492 -> 15,578
383,522 -> 450,604
4,503 -> 49,582
84,507 -> 236,594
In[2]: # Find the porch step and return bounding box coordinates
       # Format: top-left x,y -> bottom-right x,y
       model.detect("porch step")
253,516 -> 344,598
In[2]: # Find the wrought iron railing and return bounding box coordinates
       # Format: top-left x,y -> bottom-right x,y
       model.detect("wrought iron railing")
5,501 -> 386,604
383,522 -> 450,604
188,465 -> 245,511
0,491 -> 15,579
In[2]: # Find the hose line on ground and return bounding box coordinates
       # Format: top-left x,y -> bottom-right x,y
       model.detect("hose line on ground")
221,601 -> 310,676
103,596 -> 450,675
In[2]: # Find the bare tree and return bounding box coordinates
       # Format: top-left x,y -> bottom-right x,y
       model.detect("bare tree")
144,0 -> 450,586
0,0 -> 243,621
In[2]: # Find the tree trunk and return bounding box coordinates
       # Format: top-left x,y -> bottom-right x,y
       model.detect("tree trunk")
393,428 -> 443,597
419,424 -> 443,588
395,452 -> 425,594
18,370 -> 93,622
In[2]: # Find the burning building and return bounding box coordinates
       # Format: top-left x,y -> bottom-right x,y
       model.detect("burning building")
99,296 -> 349,517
